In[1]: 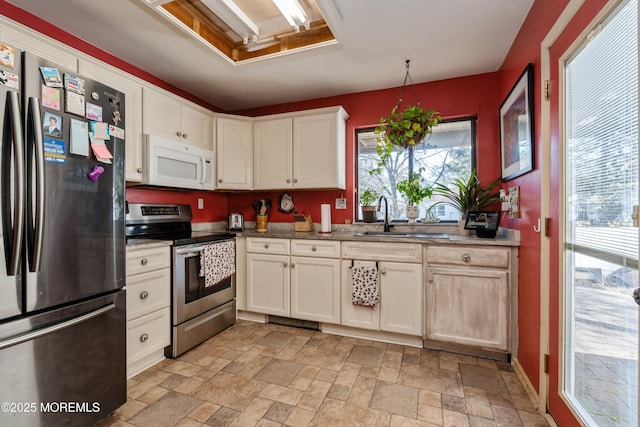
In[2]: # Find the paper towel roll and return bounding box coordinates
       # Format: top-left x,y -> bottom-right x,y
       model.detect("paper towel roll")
320,204 -> 331,233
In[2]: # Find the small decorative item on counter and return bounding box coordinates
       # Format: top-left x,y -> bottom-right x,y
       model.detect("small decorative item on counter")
256,214 -> 268,232
293,214 -> 313,232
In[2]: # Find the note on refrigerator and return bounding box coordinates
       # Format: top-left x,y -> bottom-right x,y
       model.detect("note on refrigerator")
69,119 -> 89,156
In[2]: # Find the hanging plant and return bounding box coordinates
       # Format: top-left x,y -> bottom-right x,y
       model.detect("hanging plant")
370,105 -> 441,174
369,60 -> 441,175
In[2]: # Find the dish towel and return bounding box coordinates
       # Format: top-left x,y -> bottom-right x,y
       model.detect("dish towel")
200,240 -> 236,288
352,262 -> 379,307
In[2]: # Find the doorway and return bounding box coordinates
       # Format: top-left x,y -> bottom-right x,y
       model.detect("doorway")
548,0 -> 638,425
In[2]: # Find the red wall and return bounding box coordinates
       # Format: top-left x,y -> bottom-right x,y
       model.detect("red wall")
232,73 -> 502,225
497,0 -> 570,393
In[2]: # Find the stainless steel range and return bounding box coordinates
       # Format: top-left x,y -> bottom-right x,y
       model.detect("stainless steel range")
126,203 -> 236,358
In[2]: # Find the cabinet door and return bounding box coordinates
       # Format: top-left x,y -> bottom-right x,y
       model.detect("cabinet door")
216,117 -> 253,190
293,112 -> 345,189
181,104 -> 212,150
426,267 -> 509,351
142,88 -> 181,142
340,260 -> 379,330
254,118 -> 293,190
79,60 -> 144,182
0,26 -> 78,71
246,253 -> 290,316
379,262 -> 423,336
290,256 -> 340,324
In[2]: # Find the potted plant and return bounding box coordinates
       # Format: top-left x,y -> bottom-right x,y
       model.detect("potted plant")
429,169 -> 501,234
371,105 -> 441,174
358,188 -> 380,223
396,169 -> 432,223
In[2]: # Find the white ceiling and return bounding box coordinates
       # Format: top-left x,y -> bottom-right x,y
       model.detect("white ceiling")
6,0 -> 534,112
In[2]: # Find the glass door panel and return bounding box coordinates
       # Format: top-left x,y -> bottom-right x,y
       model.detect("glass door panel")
563,0 -> 638,425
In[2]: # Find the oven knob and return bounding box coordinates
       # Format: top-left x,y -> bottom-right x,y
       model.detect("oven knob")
140,333 -> 149,343
141,258 -> 148,265
140,291 -> 149,300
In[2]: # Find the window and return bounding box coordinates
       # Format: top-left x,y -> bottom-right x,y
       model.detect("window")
356,117 -> 476,221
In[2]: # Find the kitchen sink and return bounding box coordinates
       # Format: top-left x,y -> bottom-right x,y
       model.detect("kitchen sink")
353,231 -> 449,239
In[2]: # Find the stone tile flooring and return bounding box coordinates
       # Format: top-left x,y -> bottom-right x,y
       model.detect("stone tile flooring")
98,321 -> 549,427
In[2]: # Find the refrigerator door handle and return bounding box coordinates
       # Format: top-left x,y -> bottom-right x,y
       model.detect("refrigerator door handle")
0,303 -> 115,350
26,97 -> 45,273
1,91 -> 25,276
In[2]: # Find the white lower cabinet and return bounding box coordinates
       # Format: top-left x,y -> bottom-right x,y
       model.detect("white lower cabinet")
246,252 -> 291,316
340,242 -> 423,337
425,245 -> 513,353
246,238 -> 340,324
290,256 -> 340,324
125,245 -> 171,378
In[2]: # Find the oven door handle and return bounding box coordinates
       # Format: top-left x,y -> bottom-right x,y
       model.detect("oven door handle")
175,246 -> 204,255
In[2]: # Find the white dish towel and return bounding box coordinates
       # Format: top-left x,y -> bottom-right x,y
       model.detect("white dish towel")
351,261 -> 379,307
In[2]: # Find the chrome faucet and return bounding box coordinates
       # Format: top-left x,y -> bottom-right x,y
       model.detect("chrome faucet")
377,196 -> 393,232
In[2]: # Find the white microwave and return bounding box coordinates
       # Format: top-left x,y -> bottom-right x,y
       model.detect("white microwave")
144,134 -> 215,190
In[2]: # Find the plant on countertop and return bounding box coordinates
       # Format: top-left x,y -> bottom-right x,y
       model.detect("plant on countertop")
396,168 -> 433,206
429,169 -> 501,218
370,105 -> 441,175
357,188 -> 379,206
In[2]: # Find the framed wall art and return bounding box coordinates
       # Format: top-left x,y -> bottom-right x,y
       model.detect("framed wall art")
500,63 -> 534,181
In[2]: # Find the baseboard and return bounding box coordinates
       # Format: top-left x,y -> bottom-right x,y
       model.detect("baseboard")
321,323 -> 423,348
512,358 -> 540,410
237,310 -> 267,323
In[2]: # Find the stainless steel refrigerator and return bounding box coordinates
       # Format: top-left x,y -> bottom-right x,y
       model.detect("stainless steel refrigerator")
0,45 -> 126,426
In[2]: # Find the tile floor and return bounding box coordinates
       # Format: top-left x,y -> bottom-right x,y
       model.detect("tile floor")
98,321 -> 549,427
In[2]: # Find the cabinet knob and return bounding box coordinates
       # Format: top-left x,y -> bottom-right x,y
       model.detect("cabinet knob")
291,263 -> 295,268
141,258 -> 148,265
140,333 -> 149,343
427,277 -> 433,283
140,291 -> 149,300
311,246 -> 317,252
264,244 -> 269,249
182,133 -> 187,139
176,131 -> 182,137
380,268 -> 387,275
286,179 -> 291,183
293,178 -> 298,183
136,168 -> 143,173
218,179 -> 223,183
462,254 -> 471,263
283,262 -> 288,267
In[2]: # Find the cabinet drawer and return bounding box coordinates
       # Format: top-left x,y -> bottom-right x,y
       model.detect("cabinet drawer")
126,307 -> 170,364
426,246 -> 510,269
342,241 -> 422,263
247,237 -> 290,255
291,239 -> 340,258
126,268 -> 171,320
126,246 -> 171,276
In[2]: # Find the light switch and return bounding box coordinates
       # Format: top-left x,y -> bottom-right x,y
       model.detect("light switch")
335,197 -> 346,209
197,198 -> 204,209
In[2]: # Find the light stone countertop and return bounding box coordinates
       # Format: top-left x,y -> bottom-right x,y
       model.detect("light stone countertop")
127,221 -> 520,247
234,222 -> 520,247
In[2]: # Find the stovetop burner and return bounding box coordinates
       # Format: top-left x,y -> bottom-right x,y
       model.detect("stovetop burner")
125,203 -> 234,245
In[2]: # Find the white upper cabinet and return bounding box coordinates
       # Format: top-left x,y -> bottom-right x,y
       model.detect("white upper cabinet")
79,60 -> 144,182
293,108 -> 347,189
253,117 -> 293,190
142,87 -> 212,150
216,115 -> 253,190
0,24 -> 78,71
253,106 -> 348,190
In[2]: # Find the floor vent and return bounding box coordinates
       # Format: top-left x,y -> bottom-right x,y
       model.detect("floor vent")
267,315 -> 319,331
